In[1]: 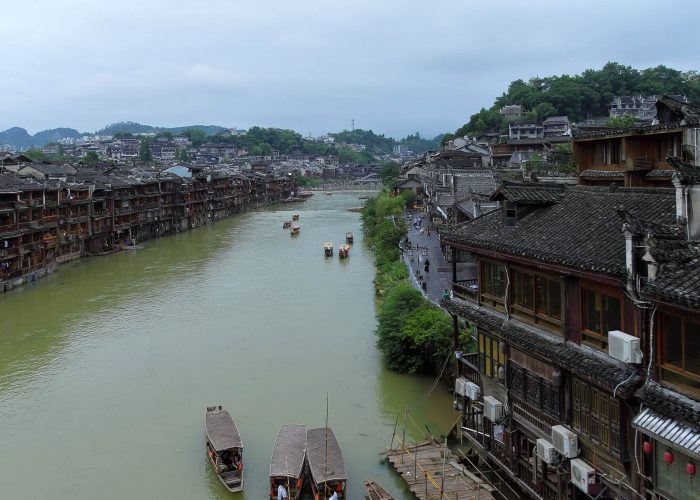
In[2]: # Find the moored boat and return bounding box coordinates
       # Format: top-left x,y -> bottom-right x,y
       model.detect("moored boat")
324,242 -> 333,256
338,244 -> 350,258
292,213 -> 300,220
325,192 -> 332,195
290,225 -> 300,235
205,406 -> 244,493
307,427 -> 346,500
364,480 -> 395,500
269,424 -> 307,500
283,220 -> 292,228
298,192 -> 314,199
345,232 -> 353,244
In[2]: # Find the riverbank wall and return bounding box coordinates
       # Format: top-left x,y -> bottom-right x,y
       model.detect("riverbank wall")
0,166 -> 297,294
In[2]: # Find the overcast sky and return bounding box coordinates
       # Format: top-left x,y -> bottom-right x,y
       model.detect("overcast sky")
1,0 -> 698,138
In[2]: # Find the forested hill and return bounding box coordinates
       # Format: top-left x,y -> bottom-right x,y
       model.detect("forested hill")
448,62 -> 700,140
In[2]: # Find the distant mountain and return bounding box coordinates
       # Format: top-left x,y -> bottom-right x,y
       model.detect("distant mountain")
96,121 -> 226,137
0,126 -> 81,148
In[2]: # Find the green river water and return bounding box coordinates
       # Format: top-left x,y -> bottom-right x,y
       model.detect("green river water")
0,192 -> 458,500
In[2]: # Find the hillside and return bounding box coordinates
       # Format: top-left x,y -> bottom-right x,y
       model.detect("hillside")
96,122 -> 226,137
448,62 -> 700,140
0,127 -> 82,148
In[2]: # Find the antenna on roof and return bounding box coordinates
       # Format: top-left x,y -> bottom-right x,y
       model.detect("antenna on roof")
351,119 -> 355,131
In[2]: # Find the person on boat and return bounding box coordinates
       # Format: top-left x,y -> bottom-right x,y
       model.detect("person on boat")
277,483 -> 288,500
328,491 -> 338,500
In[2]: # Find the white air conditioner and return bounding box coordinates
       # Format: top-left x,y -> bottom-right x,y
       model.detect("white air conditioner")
608,330 -> 642,363
483,396 -> 503,422
570,458 -> 595,494
551,425 -> 579,458
465,381 -> 480,400
455,377 -> 468,397
536,438 -> 557,464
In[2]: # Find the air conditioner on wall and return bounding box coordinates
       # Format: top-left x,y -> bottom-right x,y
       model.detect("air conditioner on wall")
483,396 -> 503,422
608,330 -> 642,363
551,425 -> 579,458
455,377 -> 468,397
570,458 -> 595,494
465,381 -> 480,400
536,438 -> 557,464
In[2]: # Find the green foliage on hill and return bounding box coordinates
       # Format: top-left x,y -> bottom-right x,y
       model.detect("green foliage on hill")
451,62 -> 700,138
362,191 -> 454,374
331,129 -> 395,154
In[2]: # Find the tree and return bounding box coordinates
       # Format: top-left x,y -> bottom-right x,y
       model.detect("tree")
607,115 -> 636,128
250,142 -> 273,156
84,151 -> 99,164
379,161 -> 400,186
139,139 -> 153,162
182,128 -> 207,148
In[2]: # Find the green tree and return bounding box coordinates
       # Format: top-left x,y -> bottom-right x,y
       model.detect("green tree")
250,142 -> 273,156
182,128 -> 208,148
607,115 -> 637,128
379,161 -> 400,186
139,139 -> 153,162
84,151 -> 99,164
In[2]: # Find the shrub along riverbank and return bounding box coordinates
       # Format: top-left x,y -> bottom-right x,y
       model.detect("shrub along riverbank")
362,191 -> 453,374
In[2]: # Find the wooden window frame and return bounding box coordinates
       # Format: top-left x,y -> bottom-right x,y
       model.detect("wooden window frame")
571,378 -> 621,458
581,286 -> 622,352
479,331 -> 505,384
480,260 -> 506,307
658,312 -> 700,398
511,268 -> 563,334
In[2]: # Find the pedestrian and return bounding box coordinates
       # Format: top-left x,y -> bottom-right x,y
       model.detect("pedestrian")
424,258 -> 430,273
427,228 -> 431,238
277,484 -> 288,500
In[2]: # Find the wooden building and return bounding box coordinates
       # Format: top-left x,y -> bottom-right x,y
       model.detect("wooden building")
440,177 -> 699,499
573,96 -> 700,188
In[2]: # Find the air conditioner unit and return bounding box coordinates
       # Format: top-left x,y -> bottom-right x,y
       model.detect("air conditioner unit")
536,438 -> 557,464
483,396 -> 503,422
608,330 -> 642,363
465,381 -> 480,400
570,458 -> 595,494
551,425 -> 579,458
455,377 -> 468,397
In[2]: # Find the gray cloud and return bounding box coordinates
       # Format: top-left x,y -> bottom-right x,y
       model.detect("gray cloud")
1,0 -> 697,138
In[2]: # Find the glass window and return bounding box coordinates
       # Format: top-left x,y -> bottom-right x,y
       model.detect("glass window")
479,332 -> 505,383
513,270 -> 534,310
582,289 -> 621,351
481,261 -> 506,299
660,315 -> 700,397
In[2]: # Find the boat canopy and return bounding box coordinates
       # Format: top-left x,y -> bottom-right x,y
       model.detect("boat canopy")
270,424 -> 307,478
306,427 -> 346,484
206,407 -> 243,452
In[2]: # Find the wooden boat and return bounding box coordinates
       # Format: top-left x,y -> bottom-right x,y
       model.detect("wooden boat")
364,480 -> 395,500
345,232 -> 353,244
292,213 -> 300,221
290,225 -> 300,235
205,406 -> 244,493
338,244 -> 350,258
283,220 -> 292,228
347,207 -> 363,213
307,427 -> 346,500
324,242 -> 333,257
358,195 -> 369,200
298,192 -> 314,199
269,424 -> 307,500
325,192 -> 332,195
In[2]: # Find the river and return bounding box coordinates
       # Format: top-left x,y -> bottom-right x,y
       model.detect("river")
0,191 -> 458,499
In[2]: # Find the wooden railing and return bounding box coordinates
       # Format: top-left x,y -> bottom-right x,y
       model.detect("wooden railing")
457,352 -> 481,387
452,279 -> 478,300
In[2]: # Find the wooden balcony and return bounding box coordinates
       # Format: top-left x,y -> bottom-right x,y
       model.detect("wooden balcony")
625,157 -> 653,172
457,351 -> 481,387
452,279 -> 478,300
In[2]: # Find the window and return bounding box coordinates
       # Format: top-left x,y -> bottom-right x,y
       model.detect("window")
510,363 -> 561,419
511,270 -> 562,331
572,378 -> 621,458
481,261 -> 506,301
582,289 -> 621,351
594,140 -> 621,165
660,314 -> 700,397
479,332 -> 505,382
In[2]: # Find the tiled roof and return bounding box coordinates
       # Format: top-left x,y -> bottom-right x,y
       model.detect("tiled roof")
641,251 -> 700,310
632,407 -> 700,460
491,182 -> 565,203
636,382 -> 700,429
443,185 -> 676,277
443,298 -> 640,397
645,169 -> 675,178
668,157 -> 700,184
579,169 -> 625,179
